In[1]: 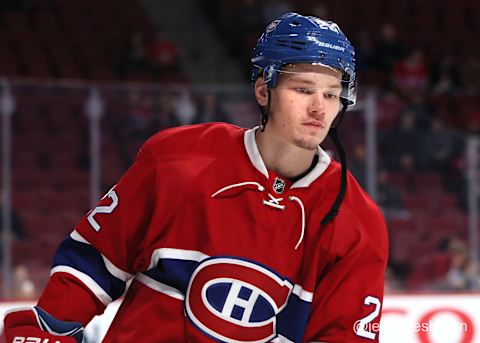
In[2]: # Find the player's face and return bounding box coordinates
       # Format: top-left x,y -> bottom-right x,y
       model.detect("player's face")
258,64 -> 343,150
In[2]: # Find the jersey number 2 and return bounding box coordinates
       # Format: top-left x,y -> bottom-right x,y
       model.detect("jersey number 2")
87,188 -> 119,231
355,296 -> 381,340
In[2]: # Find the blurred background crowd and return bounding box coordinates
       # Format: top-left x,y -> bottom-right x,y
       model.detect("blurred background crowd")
1,0 -> 480,299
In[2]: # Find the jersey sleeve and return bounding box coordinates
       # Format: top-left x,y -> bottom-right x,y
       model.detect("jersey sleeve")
303,206 -> 388,343
37,147 -> 158,326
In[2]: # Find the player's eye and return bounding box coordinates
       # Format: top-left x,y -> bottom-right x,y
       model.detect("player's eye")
295,87 -> 314,94
324,90 -> 341,100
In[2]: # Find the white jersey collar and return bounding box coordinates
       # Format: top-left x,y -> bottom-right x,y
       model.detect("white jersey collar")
244,127 -> 331,188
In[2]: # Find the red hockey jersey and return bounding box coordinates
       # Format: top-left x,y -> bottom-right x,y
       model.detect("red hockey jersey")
38,123 -> 388,342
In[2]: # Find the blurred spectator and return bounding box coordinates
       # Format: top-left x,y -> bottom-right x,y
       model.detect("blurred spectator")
465,261 -> 480,291
376,90 -> 403,129
448,152 -> 471,213
443,238 -> 470,291
464,95 -> 480,134
146,29 -> 183,81
429,52 -> 460,94
460,53 -> 480,93
421,118 -> 457,183
119,32 -> 149,79
115,90 -> 155,167
193,93 -> 229,124
173,90 -> 197,125
12,264 -> 37,299
432,94 -> 463,130
348,144 -> 366,188
149,92 -> 179,134
0,191 -> 26,241
127,91 -> 154,139
373,23 -> 405,74
376,169 -> 409,220
354,30 -> 376,78
393,48 -> 428,93
400,92 -> 433,129
382,112 -> 422,176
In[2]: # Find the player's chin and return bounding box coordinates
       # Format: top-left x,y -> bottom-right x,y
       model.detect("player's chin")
301,126 -> 326,139
293,137 -> 321,150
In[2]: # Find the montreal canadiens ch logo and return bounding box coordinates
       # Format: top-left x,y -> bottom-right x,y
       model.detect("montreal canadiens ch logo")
185,257 -> 293,343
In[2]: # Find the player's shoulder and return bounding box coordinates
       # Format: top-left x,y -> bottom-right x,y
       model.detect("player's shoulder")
312,160 -> 386,229
345,171 -> 384,220
139,122 -> 245,157
342,168 -> 388,254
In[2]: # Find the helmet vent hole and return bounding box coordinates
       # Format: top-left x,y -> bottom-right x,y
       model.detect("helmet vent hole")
275,39 -> 306,51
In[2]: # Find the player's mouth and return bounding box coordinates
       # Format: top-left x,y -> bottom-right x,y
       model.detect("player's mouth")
302,120 -> 325,129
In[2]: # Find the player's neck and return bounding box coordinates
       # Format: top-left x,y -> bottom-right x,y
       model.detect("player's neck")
255,128 -> 317,179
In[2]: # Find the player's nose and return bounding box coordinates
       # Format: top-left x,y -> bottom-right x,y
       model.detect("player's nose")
307,93 -> 326,117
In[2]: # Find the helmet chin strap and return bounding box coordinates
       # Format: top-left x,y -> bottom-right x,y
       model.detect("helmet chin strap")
321,102 -> 348,225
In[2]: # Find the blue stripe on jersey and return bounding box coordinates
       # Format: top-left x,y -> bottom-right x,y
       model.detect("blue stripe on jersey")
277,293 -> 311,342
144,258 -> 199,294
52,237 -> 126,301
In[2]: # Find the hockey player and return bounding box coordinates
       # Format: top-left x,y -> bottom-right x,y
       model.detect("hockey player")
4,12 -> 388,342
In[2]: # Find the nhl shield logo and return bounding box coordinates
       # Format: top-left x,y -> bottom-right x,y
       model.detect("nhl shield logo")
273,177 -> 285,194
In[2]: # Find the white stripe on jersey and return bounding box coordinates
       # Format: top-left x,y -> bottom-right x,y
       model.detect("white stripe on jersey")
291,147 -> 331,189
70,230 -> 134,282
70,230 -> 89,244
101,256 -> 134,282
292,284 -> 314,302
136,273 -> 185,300
51,265 -> 112,306
148,248 -> 209,269
244,127 -> 269,178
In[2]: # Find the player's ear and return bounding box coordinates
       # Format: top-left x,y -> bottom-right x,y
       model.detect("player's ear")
254,78 -> 268,107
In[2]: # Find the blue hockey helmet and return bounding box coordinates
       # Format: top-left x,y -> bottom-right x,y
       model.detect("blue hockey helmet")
251,12 -> 356,105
